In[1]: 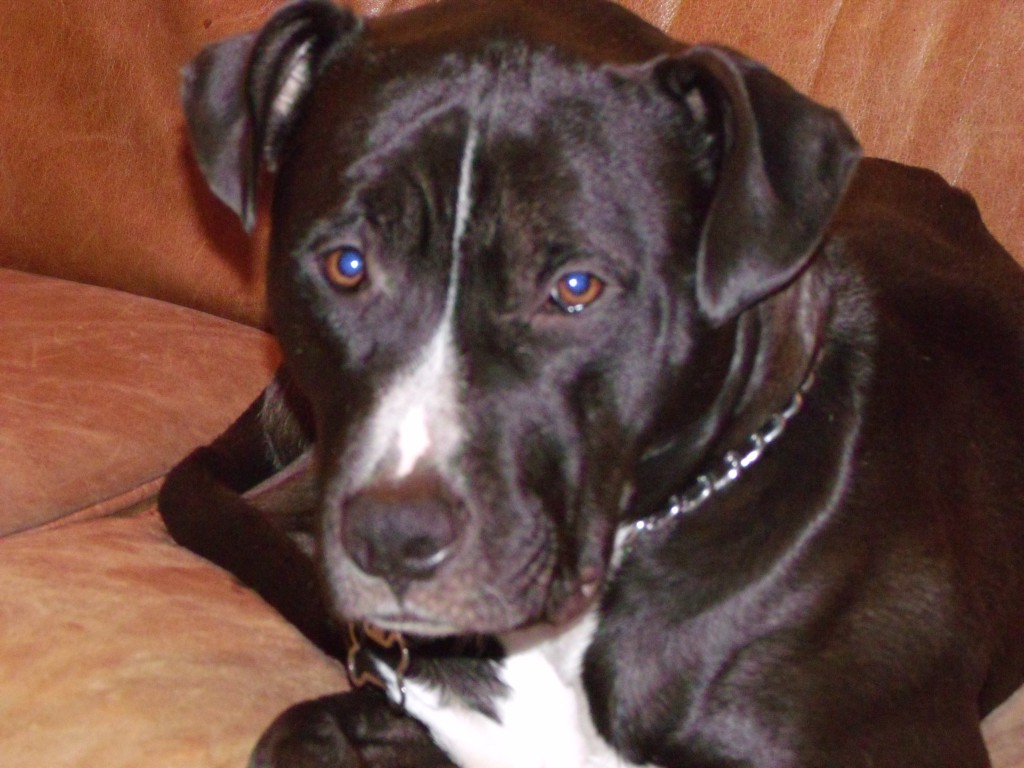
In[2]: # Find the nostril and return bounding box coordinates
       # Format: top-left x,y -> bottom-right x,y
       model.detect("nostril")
340,474 -> 460,584
399,533 -> 453,575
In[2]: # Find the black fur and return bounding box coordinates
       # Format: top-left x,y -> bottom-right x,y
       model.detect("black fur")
161,1 -> 1024,766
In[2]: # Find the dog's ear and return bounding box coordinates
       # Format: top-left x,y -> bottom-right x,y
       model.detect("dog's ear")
182,1 -> 362,232
657,46 -> 861,325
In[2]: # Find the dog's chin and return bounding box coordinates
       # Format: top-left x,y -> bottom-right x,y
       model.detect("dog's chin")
354,568 -> 606,640
362,614 -> 463,638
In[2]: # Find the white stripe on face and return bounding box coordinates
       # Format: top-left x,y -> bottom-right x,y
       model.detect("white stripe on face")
450,122 -> 480,297
352,119 -> 480,486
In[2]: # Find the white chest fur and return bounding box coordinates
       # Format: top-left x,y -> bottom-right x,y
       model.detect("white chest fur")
391,613 -> 643,768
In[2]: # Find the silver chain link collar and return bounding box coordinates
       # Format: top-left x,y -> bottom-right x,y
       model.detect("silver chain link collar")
620,365 -> 817,553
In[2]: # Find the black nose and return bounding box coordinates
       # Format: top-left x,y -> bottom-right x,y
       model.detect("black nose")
340,473 -> 460,587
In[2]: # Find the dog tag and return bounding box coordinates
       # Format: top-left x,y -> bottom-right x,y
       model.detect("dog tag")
346,622 -> 411,704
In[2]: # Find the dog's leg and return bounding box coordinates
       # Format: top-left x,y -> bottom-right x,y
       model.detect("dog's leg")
250,688 -> 458,768
158,370 -> 346,658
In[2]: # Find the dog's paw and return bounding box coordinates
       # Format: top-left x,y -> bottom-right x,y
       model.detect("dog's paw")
249,689 -> 458,768
249,696 -> 362,768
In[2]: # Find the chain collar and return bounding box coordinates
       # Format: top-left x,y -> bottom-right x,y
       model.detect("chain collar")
619,364 -> 817,554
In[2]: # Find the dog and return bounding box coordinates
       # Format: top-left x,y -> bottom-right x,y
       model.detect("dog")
158,0 -> 1024,765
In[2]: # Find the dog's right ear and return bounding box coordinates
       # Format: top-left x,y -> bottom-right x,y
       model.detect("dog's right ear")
182,1 -> 362,232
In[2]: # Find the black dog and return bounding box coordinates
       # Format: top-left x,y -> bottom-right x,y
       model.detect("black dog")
159,0 -> 1024,765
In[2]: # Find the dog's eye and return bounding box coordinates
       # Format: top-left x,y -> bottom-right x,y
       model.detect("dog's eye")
550,271 -> 604,313
322,246 -> 367,290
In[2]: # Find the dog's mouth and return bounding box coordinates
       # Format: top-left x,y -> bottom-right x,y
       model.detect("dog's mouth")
320,496 -> 612,639
353,571 -> 605,640
361,611 -> 462,637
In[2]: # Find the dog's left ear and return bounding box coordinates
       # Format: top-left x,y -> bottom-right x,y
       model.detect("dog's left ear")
657,47 -> 862,325
182,1 -> 363,232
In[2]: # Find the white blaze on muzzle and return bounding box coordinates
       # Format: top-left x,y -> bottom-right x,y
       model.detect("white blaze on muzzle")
381,324 -> 462,481
354,120 -> 480,487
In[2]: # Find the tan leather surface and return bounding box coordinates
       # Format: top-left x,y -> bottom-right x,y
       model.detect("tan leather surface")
0,0 -> 1020,330
0,268 -> 278,535
989,686 -> 1024,768
0,511 -> 348,768
0,0 -> 280,327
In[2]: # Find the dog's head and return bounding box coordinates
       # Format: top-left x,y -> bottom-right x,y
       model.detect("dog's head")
183,0 -> 859,636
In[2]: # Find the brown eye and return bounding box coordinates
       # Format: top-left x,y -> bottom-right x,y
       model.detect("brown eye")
551,271 -> 604,313
323,247 -> 366,289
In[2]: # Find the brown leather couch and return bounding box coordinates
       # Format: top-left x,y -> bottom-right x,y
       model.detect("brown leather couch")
1,1 -> 1021,765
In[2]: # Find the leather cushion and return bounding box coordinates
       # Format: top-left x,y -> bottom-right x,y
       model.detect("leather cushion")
0,510 -> 347,768
0,268 -> 277,535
